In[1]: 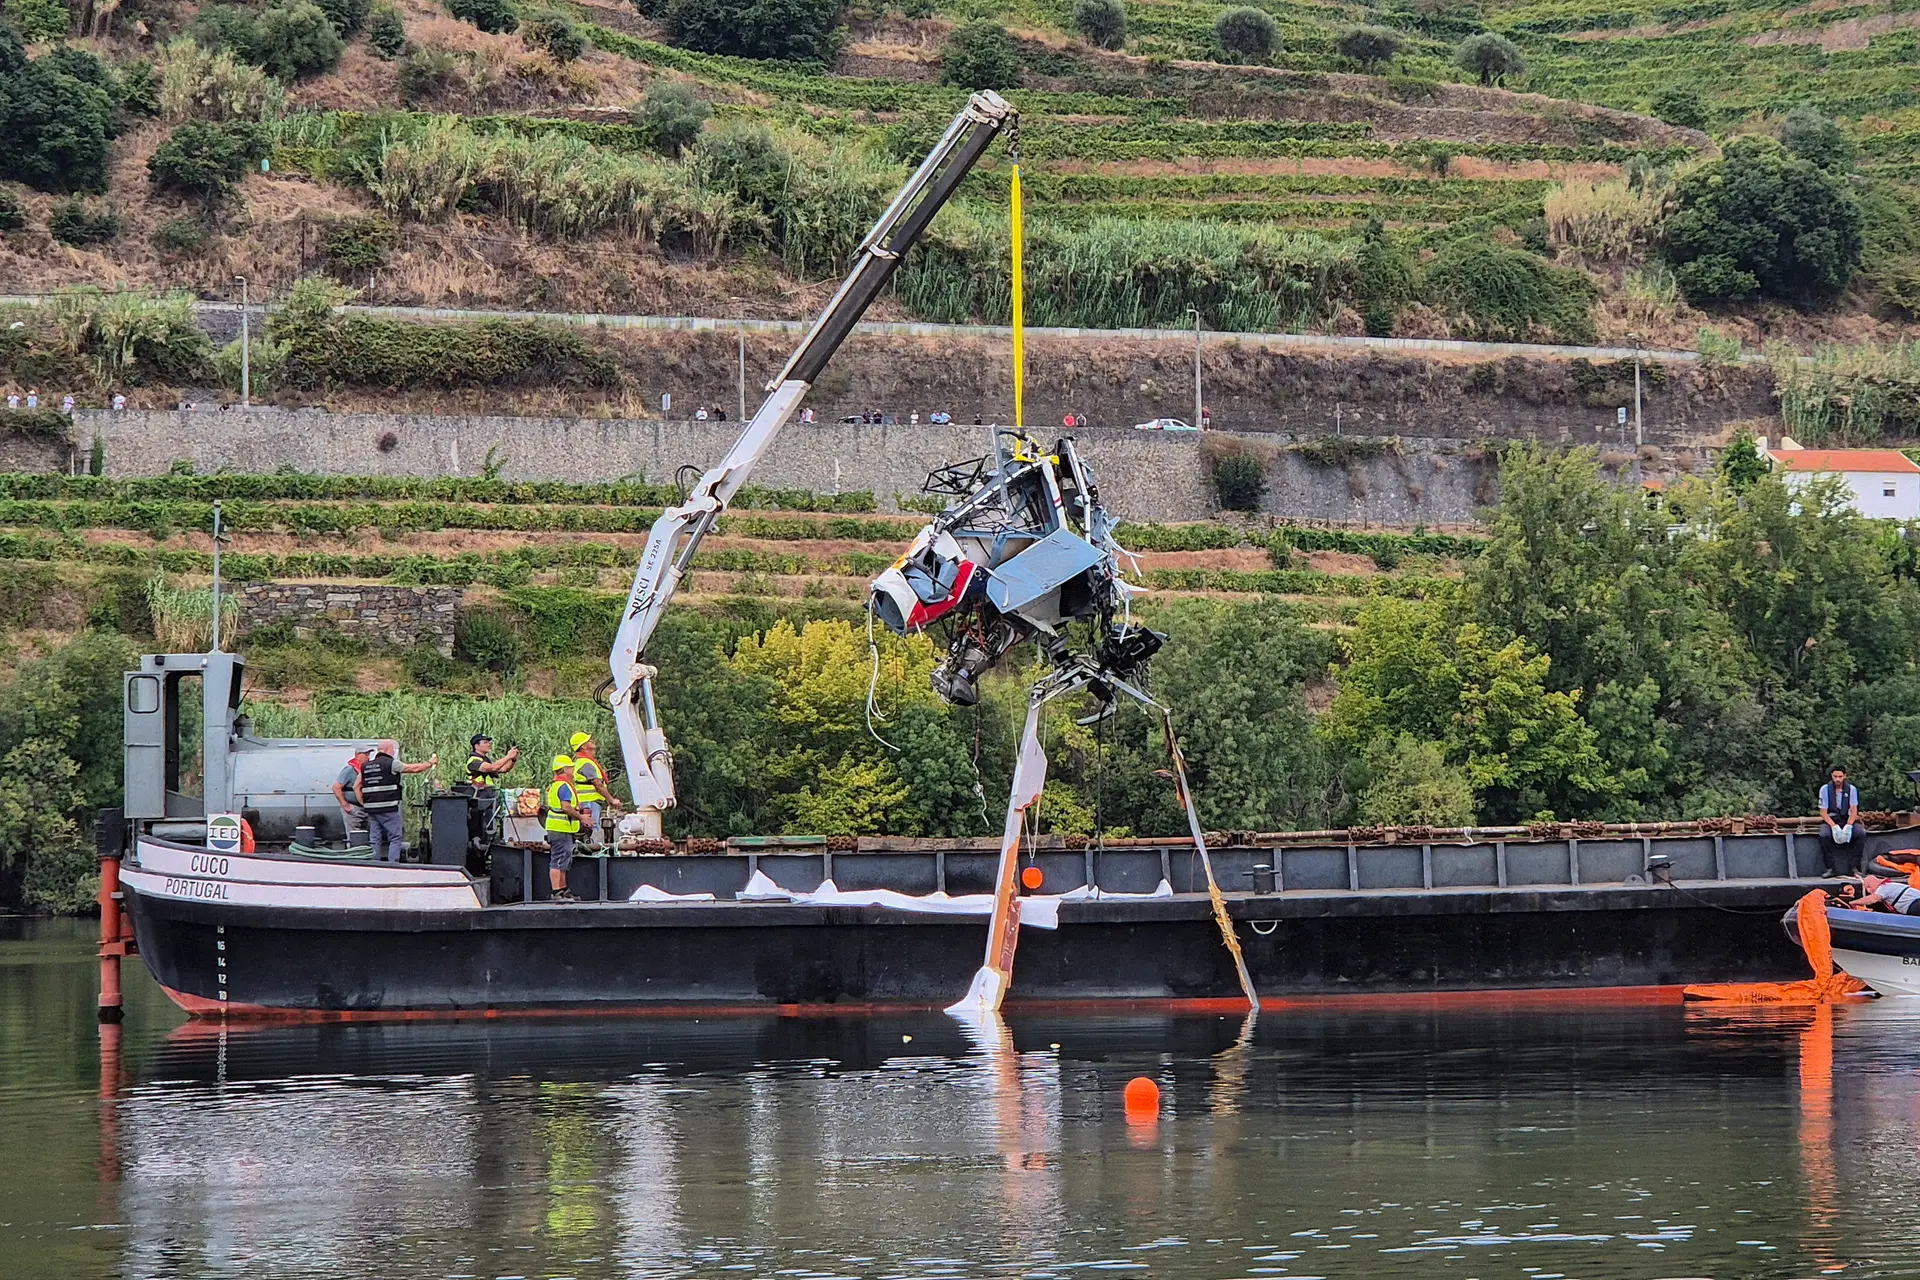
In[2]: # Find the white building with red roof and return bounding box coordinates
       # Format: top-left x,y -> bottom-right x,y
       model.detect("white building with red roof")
1764,438 -> 1920,520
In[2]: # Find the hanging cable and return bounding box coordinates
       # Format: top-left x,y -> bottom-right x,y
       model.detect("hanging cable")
863,606 -> 899,752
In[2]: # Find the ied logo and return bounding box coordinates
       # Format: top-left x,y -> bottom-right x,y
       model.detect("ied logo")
206,813 -> 244,854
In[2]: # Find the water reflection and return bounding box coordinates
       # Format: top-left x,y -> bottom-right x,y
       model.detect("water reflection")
13,919 -> 1920,1278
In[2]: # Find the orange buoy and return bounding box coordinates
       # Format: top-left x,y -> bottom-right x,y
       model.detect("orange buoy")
1020,865 -> 1044,891
1123,1075 -> 1159,1122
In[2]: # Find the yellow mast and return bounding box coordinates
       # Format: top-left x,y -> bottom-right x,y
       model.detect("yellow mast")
1010,155 -> 1025,429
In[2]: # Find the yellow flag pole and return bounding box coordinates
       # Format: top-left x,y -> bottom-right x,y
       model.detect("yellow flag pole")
1009,158 -> 1025,430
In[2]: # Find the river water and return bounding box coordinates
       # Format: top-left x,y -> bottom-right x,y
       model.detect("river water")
5,916 -> 1920,1280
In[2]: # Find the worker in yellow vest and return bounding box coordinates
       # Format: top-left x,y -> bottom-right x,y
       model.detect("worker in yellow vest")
543,755 -> 587,903
568,732 -> 610,846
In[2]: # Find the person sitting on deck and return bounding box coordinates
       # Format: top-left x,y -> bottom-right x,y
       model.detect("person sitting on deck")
1850,874 -> 1920,915
543,755 -> 589,903
465,733 -> 519,790
1818,766 -> 1862,877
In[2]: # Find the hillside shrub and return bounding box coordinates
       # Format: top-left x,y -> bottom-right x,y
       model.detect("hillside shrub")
252,2 -> 347,79
455,608 -> 527,672
46,288 -> 213,386
314,0 -> 369,37
1073,0 -> 1126,50
321,214 -> 397,271
1663,137 -> 1862,307
632,81 -> 709,158
1336,25 -> 1402,68
446,0 -> 515,34
152,217 -> 211,255
940,21 -> 1020,89
1778,104 -> 1855,173
1650,85 -> 1706,130
117,59 -> 161,115
48,198 -> 120,245
190,4 -> 261,57
271,276 -> 621,389
367,4 -> 406,57
657,0 -> 843,62
1209,448 -> 1267,512
395,46 -> 461,101
523,14 -> 585,62
1421,238 -> 1597,343
0,187 -> 24,233
0,34 -> 120,194
157,40 -> 285,122
1455,32 -> 1524,85
1214,7 -> 1276,59
147,120 -> 271,203
9,0 -> 67,41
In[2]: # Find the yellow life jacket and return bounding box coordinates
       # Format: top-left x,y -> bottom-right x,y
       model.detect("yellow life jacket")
572,757 -> 605,805
543,779 -> 580,834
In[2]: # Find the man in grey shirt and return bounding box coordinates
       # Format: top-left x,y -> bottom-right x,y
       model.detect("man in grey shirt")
331,745 -> 373,841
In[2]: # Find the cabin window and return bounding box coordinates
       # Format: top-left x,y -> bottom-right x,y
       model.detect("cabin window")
127,674 -> 159,714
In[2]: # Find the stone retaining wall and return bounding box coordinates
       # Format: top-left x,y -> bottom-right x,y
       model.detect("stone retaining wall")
239,583 -> 460,654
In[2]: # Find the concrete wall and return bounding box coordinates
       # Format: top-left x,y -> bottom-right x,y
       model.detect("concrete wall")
83,408 -> 1221,521
238,583 -> 460,654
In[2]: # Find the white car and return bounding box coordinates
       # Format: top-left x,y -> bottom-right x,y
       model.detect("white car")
1133,417 -> 1198,432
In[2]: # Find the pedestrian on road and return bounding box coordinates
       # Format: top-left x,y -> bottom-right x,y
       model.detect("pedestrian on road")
1819,765 -> 1862,876
25,389 -> 37,409
61,394 -> 74,415
4,393 -> 15,410
112,393 -> 126,412
695,405 -> 709,420
355,738 -> 438,864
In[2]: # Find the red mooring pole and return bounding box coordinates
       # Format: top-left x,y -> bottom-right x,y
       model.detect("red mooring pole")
98,833 -> 127,1024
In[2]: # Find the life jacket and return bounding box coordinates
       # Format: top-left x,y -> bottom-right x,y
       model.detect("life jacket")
1820,783 -> 1858,819
543,779 -> 580,834
572,757 -> 604,805
239,817 -> 256,854
360,754 -> 404,812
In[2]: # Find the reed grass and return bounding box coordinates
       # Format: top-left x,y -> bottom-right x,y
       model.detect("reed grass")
145,575 -> 242,652
1773,340 -> 1920,443
1543,178 -> 1665,262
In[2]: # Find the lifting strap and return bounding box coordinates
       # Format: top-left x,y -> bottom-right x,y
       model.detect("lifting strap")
1010,152 -> 1025,430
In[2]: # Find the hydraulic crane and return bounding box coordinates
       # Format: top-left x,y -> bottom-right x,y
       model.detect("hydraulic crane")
606,92 -> 1018,834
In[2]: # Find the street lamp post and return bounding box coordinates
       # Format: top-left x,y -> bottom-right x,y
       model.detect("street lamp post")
732,299 -> 747,422
1187,306 -> 1203,431
235,278 -> 250,408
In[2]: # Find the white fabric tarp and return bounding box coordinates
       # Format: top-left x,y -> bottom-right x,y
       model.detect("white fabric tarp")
626,883 -> 718,903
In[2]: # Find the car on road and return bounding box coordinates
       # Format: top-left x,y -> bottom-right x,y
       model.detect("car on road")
1133,417 -> 1198,432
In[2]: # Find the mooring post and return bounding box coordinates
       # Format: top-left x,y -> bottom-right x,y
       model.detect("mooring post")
96,810 -> 127,1023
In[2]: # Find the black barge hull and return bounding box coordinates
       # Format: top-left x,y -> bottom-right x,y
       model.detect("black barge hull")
123,881 -> 1815,1016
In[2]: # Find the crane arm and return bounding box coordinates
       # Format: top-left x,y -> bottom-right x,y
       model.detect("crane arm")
609,90 -> 1018,822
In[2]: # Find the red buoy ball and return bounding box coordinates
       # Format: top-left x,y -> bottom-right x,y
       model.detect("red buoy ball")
1123,1076 -> 1160,1116
1021,866 -> 1044,891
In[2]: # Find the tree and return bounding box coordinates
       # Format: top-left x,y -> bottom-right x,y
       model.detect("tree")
1650,85 -> 1706,130
940,20 -> 1021,89
632,81 -> 710,158
0,31 -> 118,194
1073,0 -> 1126,50
0,632 -> 136,913
1779,104 -> 1856,173
1719,432 -> 1768,491
367,4 -> 406,57
1336,24 -> 1403,68
8,0 -> 68,42
1214,6 -> 1276,59
1454,31 -> 1524,85
147,119 -> 271,203
1355,733 -> 1477,826
658,0 -> 843,62
314,0 -> 368,37
523,14 -> 585,61
1325,597 -> 1618,823
250,1 -> 346,79
447,0 -> 516,34
1662,137 -> 1863,306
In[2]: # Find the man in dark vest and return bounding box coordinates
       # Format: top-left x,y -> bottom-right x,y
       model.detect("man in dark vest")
355,738 -> 439,864
1819,765 -> 1861,877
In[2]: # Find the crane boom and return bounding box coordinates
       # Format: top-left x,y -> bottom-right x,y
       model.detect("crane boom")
609,90 -> 1018,829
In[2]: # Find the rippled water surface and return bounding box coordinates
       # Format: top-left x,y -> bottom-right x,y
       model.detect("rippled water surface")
6,916 -> 1920,1279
